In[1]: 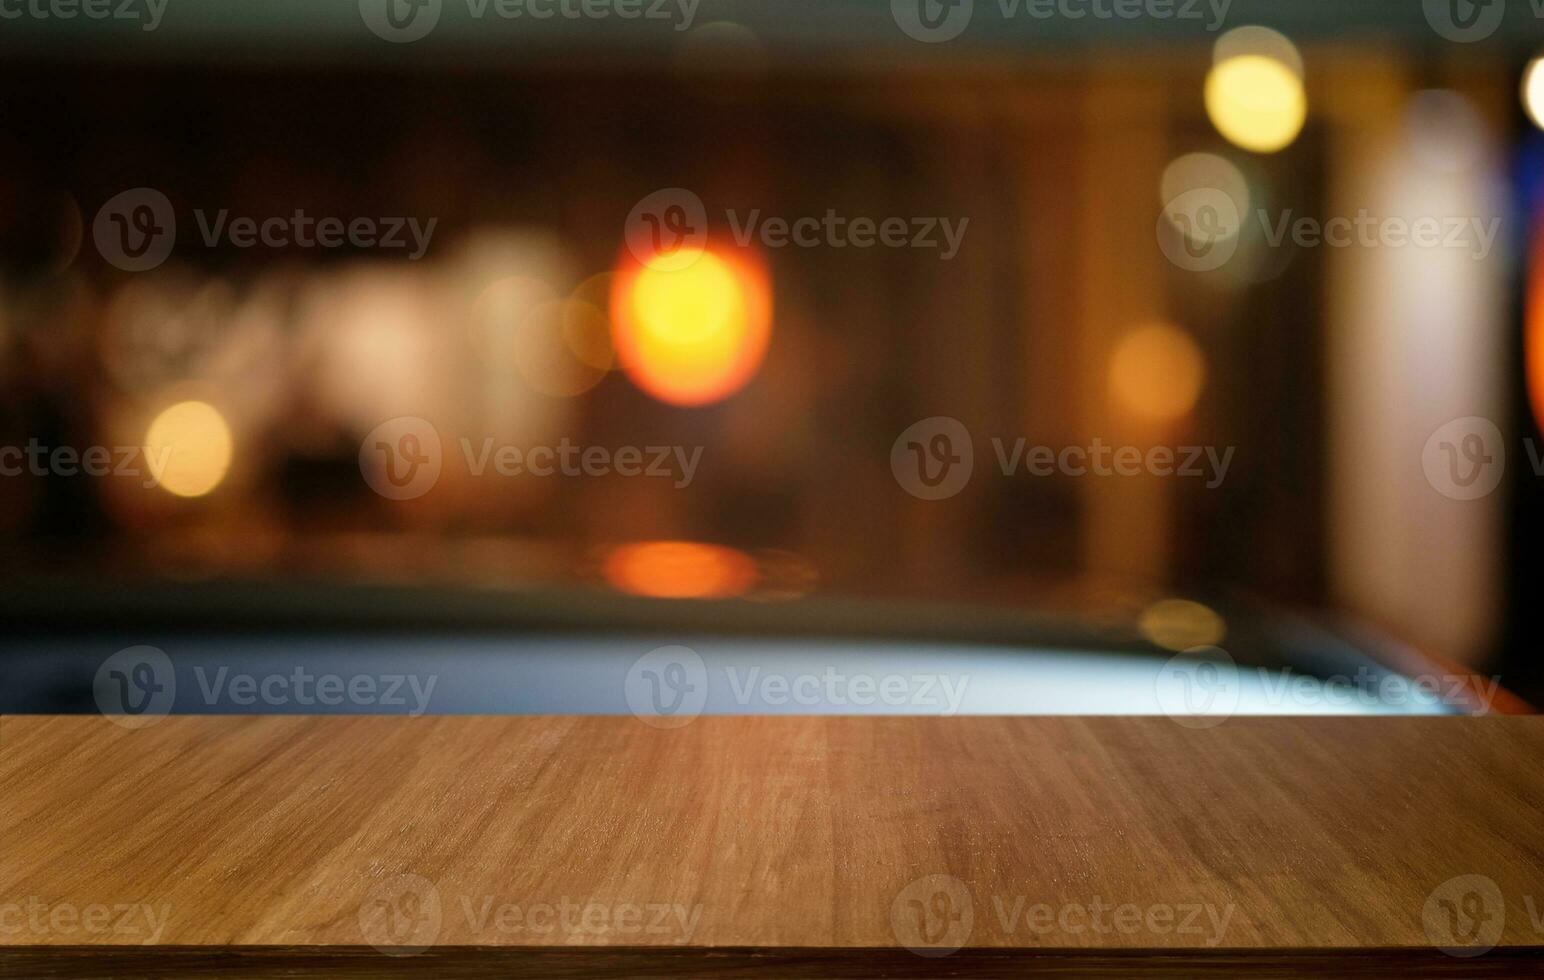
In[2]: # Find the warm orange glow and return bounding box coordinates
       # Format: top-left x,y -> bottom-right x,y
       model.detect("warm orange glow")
144,400 -> 233,498
1109,324 -> 1207,424
603,540 -> 758,599
1527,219 -> 1544,432
1139,598 -> 1227,652
610,245 -> 771,406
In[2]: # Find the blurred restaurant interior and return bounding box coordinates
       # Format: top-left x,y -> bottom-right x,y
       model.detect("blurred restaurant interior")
3,1 -> 1544,701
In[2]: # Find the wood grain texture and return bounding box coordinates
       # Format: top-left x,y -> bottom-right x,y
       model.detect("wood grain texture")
2,716 -> 1542,973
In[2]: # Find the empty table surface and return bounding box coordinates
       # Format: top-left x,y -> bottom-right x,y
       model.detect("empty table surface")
2,715 -> 1541,976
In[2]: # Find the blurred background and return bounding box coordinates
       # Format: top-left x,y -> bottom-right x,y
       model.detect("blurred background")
2,1 -> 1543,702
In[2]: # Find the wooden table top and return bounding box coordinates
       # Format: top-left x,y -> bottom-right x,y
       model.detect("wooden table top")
2,715 -> 1542,976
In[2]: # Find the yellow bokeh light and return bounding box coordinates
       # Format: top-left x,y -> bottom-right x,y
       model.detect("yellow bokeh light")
603,540 -> 758,599
610,246 -> 771,406
1139,598 -> 1227,652
1523,58 -> 1544,131
1205,54 -> 1307,153
1109,324 -> 1206,424
144,400 -> 232,498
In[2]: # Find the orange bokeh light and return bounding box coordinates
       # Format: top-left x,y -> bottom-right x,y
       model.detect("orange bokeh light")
1528,219 -> 1544,433
603,540 -> 758,599
610,245 -> 771,406
1108,323 -> 1207,424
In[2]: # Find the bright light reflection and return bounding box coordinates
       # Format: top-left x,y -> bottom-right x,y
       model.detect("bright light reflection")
610,246 -> 771,406
1205,53 -> 1307,153
1523,58 -> 1544,131
603,540 -> 757,599
144,400 -> 232,498
1139,598 -> 1228,652
1108,324 -> 1206,424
